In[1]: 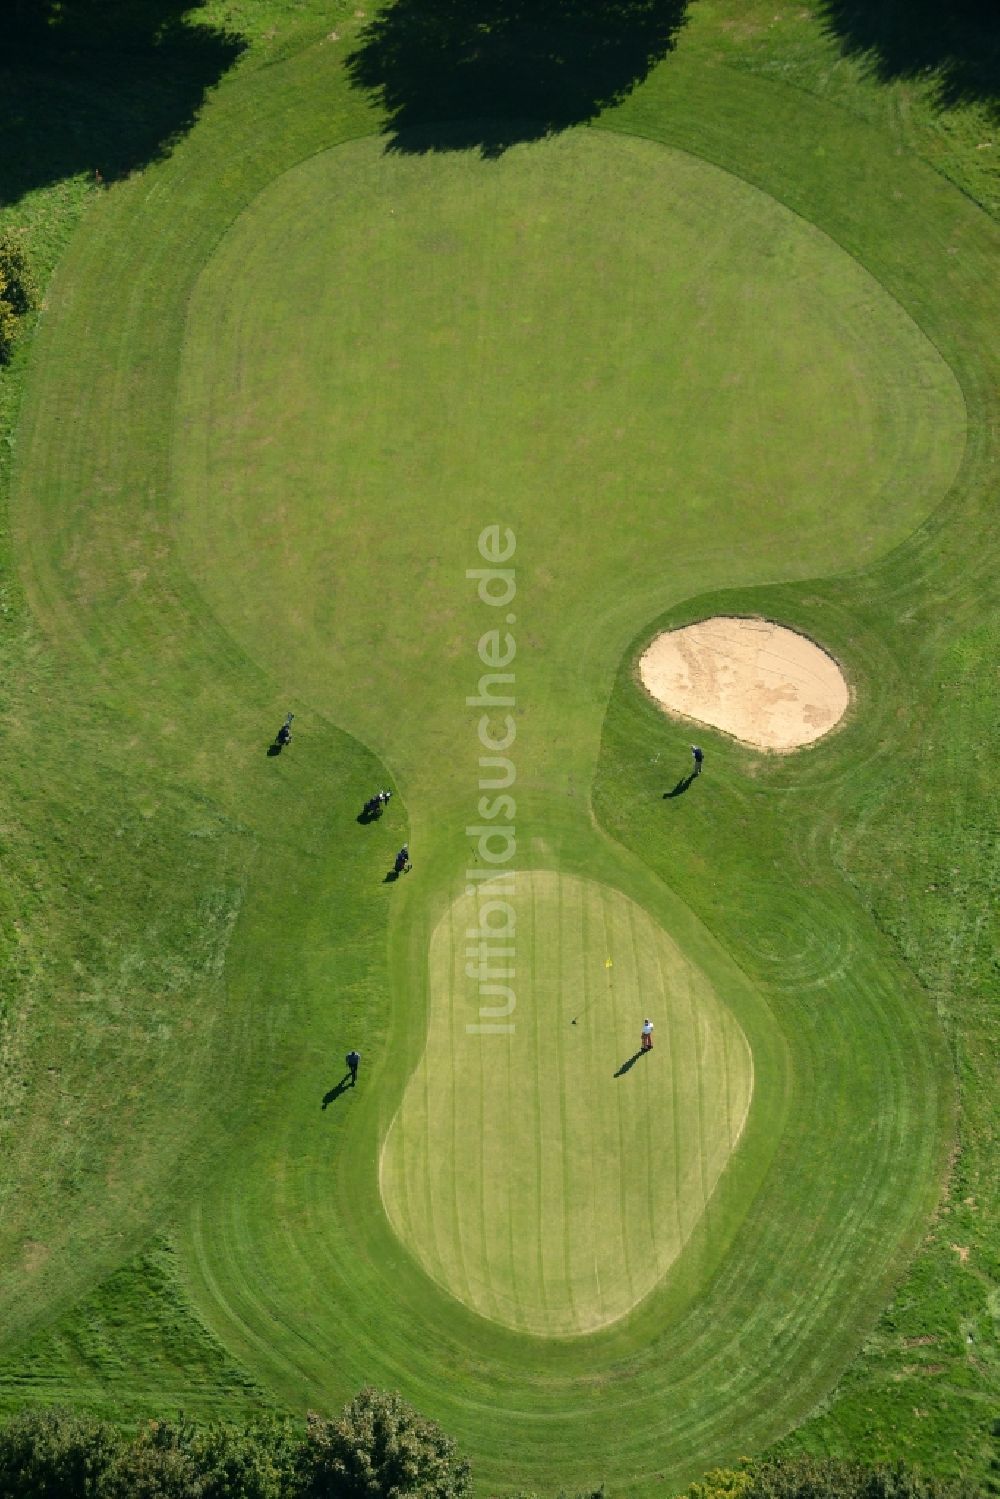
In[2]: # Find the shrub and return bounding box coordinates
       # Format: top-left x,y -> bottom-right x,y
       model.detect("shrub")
0,1395 -> 470,1499
96,1420 -> 201,1499
301,1388 -> 472,1499
683,1467 -> 753,1499
0,234 -> 38,364
192,1419 -> 300,1499
97,1418 -> 300,1499
738,1458 -> 982,1499
0,1408 -> 122,1499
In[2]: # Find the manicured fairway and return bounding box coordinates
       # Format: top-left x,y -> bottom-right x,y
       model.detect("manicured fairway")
173,130 -> 964,806
381,871 -> 752,1336
3,10 -> 998,1494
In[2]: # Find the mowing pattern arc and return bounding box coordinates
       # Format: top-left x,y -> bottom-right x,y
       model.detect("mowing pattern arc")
3,34 -> 981,1487
171,131 -> 965,806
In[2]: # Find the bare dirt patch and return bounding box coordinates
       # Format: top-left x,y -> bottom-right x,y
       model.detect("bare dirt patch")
639,616 -> 849,751
22,1240 -> 49,1275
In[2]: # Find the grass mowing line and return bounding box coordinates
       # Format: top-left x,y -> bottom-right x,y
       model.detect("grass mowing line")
778,617 -> 999,1476
596,887 -> 632,1324
0,1238 -> 269,1423
598,68 -> 991,543
381,871 -> 752,1337
171,130 -> 965,812
553,881 -> 580,1328
4,29 -> 990,1491
529,883 -> 550,1327
185,1198 -> 310,1391
593,588 -> 963,1380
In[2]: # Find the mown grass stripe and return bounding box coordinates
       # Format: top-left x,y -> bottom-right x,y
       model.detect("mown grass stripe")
382,873 -> 751,1337
553,873 -> 579,1331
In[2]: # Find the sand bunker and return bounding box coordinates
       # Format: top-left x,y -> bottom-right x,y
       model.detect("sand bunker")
639,616 -> 849,751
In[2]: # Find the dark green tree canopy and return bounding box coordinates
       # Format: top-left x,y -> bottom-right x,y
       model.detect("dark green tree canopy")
738,1458 -> 984,1499
0,232 -> 38,365
0,1409 -> 123,1499
301,1389 -> 473,1499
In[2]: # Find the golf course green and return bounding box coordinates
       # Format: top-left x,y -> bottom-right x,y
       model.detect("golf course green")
174,130 -> 963,809
381,870 -> 753,1337
1,4 -> 997,1493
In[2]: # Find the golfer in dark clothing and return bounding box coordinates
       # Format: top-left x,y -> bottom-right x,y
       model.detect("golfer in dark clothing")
346,1050 -> 360,1086
691,745 -> 704,775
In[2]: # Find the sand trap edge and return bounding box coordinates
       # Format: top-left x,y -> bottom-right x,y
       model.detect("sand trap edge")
636,614 -> 853,754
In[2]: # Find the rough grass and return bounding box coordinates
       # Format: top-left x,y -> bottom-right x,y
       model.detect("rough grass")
0,1240 -> 267,1421
773,619 -> 1000,1478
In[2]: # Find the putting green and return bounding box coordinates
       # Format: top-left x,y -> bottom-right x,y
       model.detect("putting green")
381,871 -> 752,1336
173,129 -> 965,805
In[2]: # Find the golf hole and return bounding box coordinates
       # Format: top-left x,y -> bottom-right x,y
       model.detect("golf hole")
639,616 -> 850,751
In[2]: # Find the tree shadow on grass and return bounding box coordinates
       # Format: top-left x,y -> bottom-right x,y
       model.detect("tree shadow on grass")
346,0 -> 693,158
818,0 -> 1000,116
2,0 -> 245,209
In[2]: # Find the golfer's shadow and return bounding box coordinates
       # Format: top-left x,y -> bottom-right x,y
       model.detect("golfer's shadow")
664,773 -> 695,798
383,869 -> 400,883
322,1075 -> 353,1108
266,741 -> 283,757
614,1051 -> 644,1077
